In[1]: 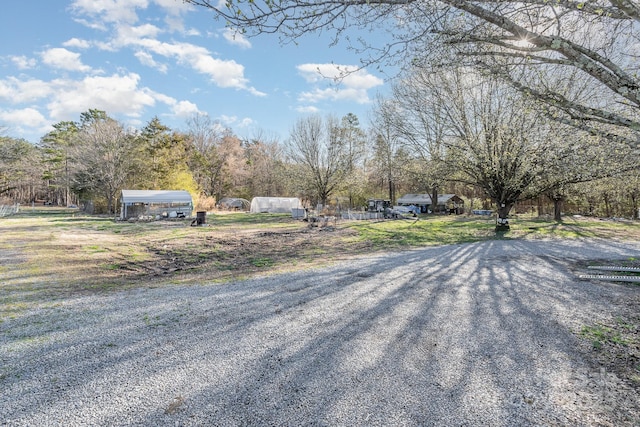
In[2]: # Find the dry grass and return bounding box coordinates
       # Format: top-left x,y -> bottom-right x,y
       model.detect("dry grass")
0,209 -> 367,301
3,209 -> 640,301
2,207 -> 639,390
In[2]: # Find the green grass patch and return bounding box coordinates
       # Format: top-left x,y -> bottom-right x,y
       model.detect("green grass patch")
251,257 -> 275,267
210,213 -> 296,228
580,323 -> 630,349
85,245 -> 108,253
345,216 -> 493,249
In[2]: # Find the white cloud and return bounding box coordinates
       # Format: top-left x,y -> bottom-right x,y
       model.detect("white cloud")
155,0 -> 193,33
72,0 -> 192,34
0,108 -> 51,138
134,51 -> 168,73
46,73 -> 156,120
0,77 -> 54,103
10,56 -> 37,70
172,100 -> 200,117
91,17 -> 263,95
295,105 -> 320,114
183,28 -> 201,37
296,63 -> 383,104
164,15 -> 186,33
116,23 -> 162,44
222,28 -> 251,49
63,38 -> 91,49
191,54 -> 248,88
41,48 -> 92,73
219,114 -> 254,128
153,0 -> 192,15
238,117 -> 254,128
150,92 -> 177,105
0,108 -> 48,128
70,0 -> 148,25
0,74 -> 158,120
298,87 -> 372,104
70,0 -> 264,96
0,71 -> 202,140
128,89 -> 201,119
132,39 -> 265,94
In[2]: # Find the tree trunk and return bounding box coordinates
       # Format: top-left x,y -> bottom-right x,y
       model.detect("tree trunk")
431,187 -> 438,215
537,196 -> 544,217
553,197 -> 563,221
388,179 -> 395,205
603,193 -> 611,217
496,202 -> 513,231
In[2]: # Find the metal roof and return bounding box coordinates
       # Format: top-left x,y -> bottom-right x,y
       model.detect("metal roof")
120,190 -> 193,204
396,194 -> 460,205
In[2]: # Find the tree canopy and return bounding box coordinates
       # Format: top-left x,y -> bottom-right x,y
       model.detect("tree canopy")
185,0 -> 640,145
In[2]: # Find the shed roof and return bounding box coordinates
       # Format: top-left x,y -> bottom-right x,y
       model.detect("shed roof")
397,194 -> 461,205
121,190 -> 193,204
397,194 -> 432,205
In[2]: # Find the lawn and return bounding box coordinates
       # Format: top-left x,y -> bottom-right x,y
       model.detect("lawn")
2,207 -> 639,389
2,207 -> 640,308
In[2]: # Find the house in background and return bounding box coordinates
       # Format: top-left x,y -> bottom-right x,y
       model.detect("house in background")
120,190 -> 193,220
397,193 -> 465,214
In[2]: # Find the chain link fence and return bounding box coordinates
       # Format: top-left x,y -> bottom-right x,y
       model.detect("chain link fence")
0,204 -> 19,217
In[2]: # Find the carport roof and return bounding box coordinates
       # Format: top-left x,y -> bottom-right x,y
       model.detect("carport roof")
121,190 -> 193,204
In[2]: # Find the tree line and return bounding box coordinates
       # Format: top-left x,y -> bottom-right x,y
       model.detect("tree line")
1,109 -> 285,214
4,1 -> 640,225
1,90 -> 638,222
179,0 -> 640,228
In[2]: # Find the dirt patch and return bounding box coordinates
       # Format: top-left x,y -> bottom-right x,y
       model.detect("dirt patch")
123,225 -> 369,281
0,213 -> 382,299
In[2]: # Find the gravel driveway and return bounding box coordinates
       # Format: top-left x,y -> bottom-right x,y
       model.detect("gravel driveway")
1,238 -> 639,426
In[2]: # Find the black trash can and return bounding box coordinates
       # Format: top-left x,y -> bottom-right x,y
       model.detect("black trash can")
196,211 -> 206,225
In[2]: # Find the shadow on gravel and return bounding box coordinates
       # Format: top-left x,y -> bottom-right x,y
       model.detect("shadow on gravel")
1,239 -> 639,426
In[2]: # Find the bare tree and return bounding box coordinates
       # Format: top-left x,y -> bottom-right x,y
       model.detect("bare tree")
440,71 -> 549,228
369,97 -> 412,205
336,113 -> 367,208
71,111 -> 137,214
287,115 -> 347,208
186,113 -> 235,200
384,67 -> 553,228
243,129 -> 287,198
384,70 -> 457,213
527,127 -> 638,220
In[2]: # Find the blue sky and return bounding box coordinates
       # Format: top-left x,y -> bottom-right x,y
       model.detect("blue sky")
0,0 -> 389,144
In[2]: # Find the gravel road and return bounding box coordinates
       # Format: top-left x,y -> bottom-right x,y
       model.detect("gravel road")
1,238 -> 639,426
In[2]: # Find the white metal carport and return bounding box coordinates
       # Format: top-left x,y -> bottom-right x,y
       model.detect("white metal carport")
120,190 -> 193,220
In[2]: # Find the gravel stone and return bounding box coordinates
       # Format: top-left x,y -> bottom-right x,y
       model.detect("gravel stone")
1,238 -> 639,426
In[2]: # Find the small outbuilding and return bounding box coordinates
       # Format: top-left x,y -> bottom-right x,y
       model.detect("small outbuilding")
397,193 -> 465,214
366,199 -> 391,212
120,190 -> 193,220
217,197 -> 250,211
250,197 -> 302,214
